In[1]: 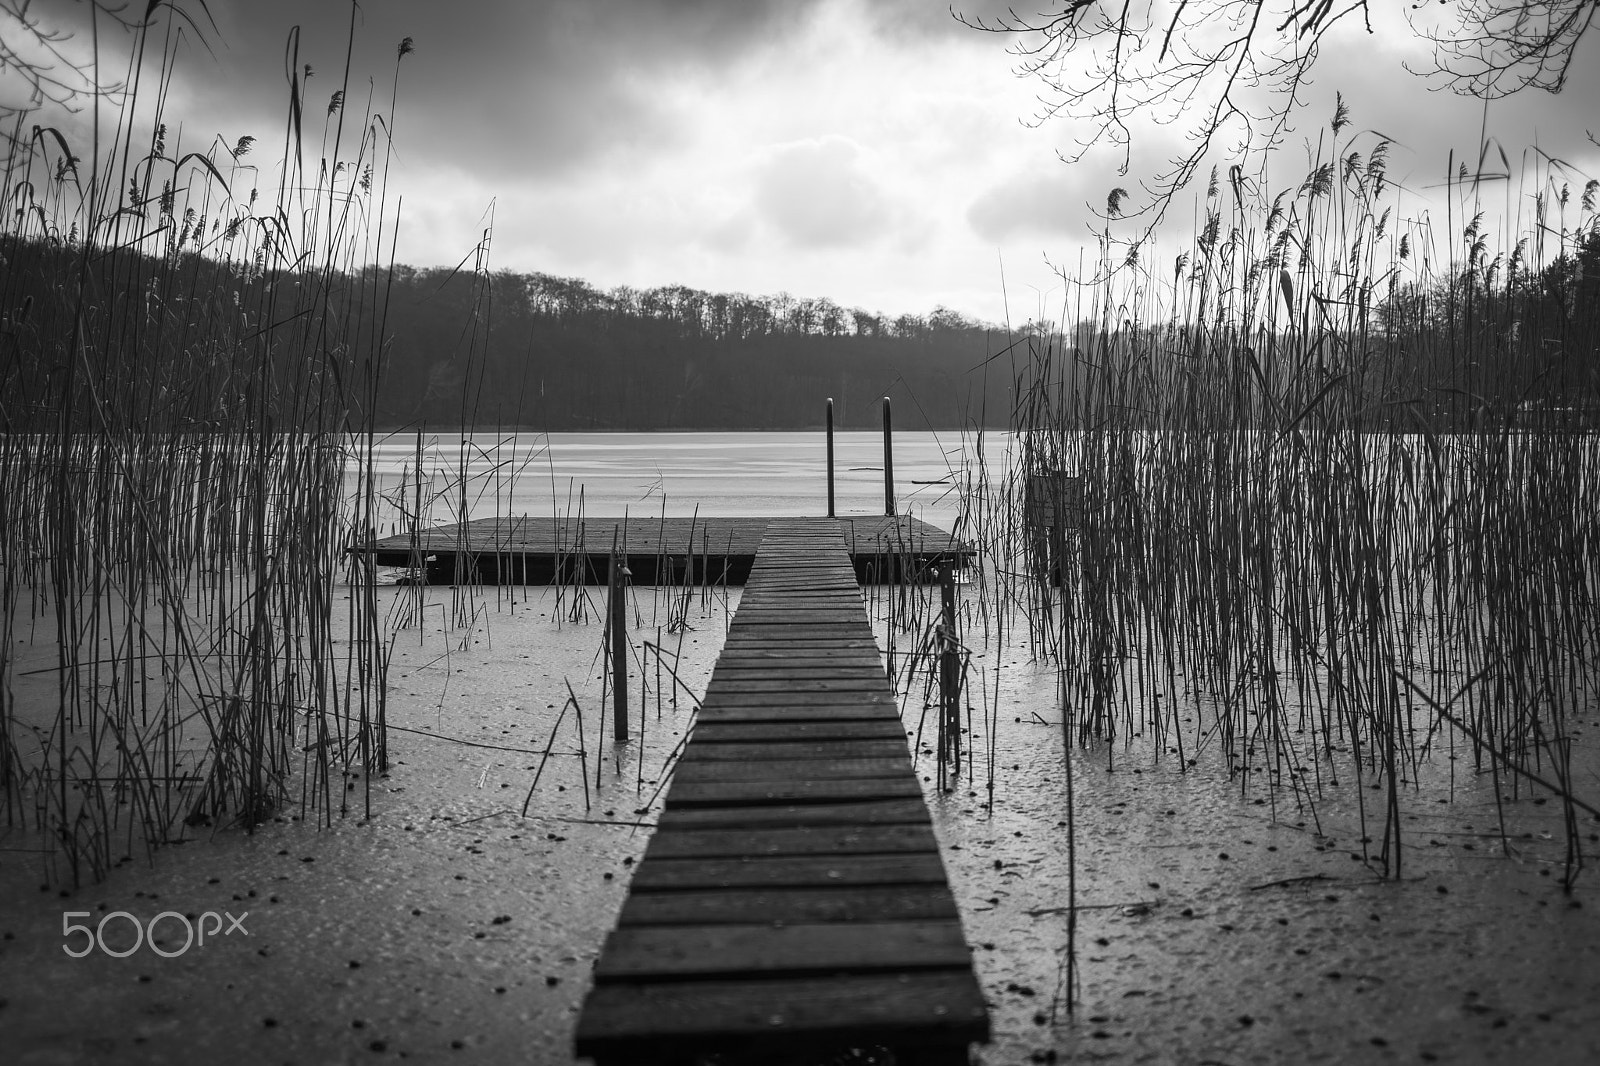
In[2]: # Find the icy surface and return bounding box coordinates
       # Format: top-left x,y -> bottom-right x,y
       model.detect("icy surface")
2,581 -> 1597,1064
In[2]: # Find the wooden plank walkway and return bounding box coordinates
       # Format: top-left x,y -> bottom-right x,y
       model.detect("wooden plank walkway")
359,514 -> 970,584
575,519 -> 989,1066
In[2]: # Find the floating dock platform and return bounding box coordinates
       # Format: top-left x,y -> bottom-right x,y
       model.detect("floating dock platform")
358,514 -> 972,585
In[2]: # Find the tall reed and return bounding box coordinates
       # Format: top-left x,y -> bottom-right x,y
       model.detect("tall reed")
972,102 -> 1599,884
0,7 -> 411,883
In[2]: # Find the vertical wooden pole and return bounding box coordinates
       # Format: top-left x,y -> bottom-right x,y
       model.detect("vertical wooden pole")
940,565 -> 959,768
825,397 -> 835,518
941,563 -> 957,632
881,395 -> 894,516
609,548 -> 629,742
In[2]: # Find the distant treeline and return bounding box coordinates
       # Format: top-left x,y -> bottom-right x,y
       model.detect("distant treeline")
380,266 -> 1021,431
0,238 -> 1020,433
3,230 -> 1595,434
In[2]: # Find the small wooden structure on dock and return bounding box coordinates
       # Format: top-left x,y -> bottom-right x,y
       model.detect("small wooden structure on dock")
574,519 -> 989,1065
359,514 -> 971,585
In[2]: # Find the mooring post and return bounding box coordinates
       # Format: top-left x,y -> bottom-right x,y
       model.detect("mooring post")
826,397 -> 836,518
609,548 -> 629,742
882,395 -> 894,516
941,563 -> 957,632
939,565 -> 960,767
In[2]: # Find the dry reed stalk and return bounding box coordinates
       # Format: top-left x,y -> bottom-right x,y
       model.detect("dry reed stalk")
0,10 -> 413,883
952,103 -> 1598,892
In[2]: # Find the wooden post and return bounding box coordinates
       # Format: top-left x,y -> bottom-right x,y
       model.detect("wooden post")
881,395 -> 894,516
941,563 -> 956,631
939,565 -> 959,768
826,397 -> 836,518
609,548 -> 629,742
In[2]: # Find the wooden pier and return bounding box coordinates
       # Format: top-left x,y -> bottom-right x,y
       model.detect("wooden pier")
574,519 -> 989,1065
360,514 -> 970,585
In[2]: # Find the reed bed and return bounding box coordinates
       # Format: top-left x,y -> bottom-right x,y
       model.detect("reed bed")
950,105 -> 1599,888
0,13 -> 413,884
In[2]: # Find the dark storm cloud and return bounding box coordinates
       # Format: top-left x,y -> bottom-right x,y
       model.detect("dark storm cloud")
178,0 -> 824,179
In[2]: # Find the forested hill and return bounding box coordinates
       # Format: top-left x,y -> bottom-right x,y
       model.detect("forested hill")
2,235 -> 1021,433
8,231 -> 1598,436
380,266 -> 1020,431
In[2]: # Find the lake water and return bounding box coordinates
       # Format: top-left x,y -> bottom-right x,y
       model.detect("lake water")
352,430 -> 1009,536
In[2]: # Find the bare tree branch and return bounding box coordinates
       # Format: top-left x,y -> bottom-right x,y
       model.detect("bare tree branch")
957,1 -> 1595,222
956,1 -> 1367,222
0,0 -> 117,117
1419,0 -> 1600,97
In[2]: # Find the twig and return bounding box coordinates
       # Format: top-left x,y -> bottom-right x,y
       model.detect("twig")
1249,873 -> 1336,891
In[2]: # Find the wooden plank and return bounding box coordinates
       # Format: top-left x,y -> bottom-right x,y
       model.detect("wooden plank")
708,659 -> 886,674
592,920 -> 971,982
696,705 -> 901,724
718,634 -> 867,646
722,619 -> 869,629
709,659 -> 886,672
642,822 -> 938,860
698,688 -> 896,705
627,852 -> 950,890
703,678 -> 894,694
711,646 -> 883,660
671,739 -> 911,762
694,704 -> 902,723
575,972 -> 988,1058
617,884 -> 960,926
672,756 -> 912,782
708,663 -> 888,677
713,653 -> 889,669
657,798 -> 932,829
746,562 -> 850,570
718,617 -> 876,628
719,646 -> 884,658
702,685 -> 895,702
724,624 -> 871,633
724,615 -> 859,625
734,601 -> 864,611
731,609 -> 865,620
665,776 -> 923,806
720,626 -> 873,639
720,627 -> 872,641
691,720 -> 910,743
724,612 -> 878,624
698,689 -> 896,707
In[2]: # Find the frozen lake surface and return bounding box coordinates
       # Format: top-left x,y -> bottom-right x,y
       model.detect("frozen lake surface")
352,429 -> 1002,534
2,579 -> 1597,1064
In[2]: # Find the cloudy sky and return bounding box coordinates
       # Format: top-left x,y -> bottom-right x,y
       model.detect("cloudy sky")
18,0 -> 1600,324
